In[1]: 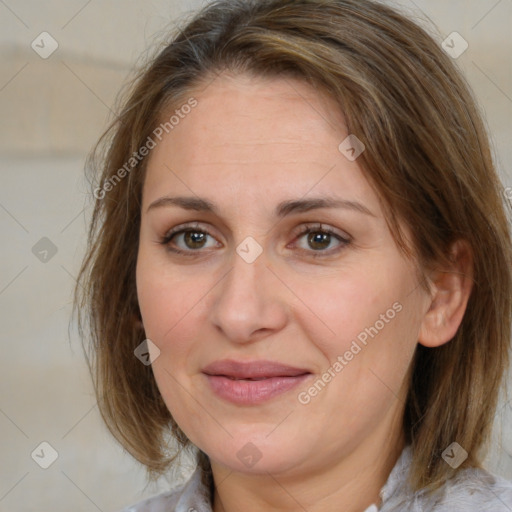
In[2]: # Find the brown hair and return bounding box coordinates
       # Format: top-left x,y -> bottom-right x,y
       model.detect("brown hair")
75,0 -> 512,492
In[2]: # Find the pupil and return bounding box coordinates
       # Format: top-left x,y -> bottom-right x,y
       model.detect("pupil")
185,231 -> 205,248
308,232 -> 330,250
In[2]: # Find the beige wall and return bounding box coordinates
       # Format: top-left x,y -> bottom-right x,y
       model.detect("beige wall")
1,1 -> 511,511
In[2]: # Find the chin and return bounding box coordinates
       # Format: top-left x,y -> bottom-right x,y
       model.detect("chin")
205,433 -> 307,475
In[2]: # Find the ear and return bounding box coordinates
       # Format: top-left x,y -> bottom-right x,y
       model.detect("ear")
418,239 -> 474,348
132,309 -> 145,331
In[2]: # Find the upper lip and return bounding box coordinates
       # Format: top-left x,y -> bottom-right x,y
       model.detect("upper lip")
202,359 -> 311,379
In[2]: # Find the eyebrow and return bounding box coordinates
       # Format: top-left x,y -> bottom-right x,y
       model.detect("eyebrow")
146,195 -> 376,218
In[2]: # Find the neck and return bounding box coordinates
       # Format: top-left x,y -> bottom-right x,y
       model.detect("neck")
210,424 -> 405,512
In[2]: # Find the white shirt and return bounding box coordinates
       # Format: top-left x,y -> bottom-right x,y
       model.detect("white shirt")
120,445 -> 512,511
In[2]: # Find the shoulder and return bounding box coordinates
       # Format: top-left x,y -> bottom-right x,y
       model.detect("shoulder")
117,486 -> 183,512
117,465 -> 212,512
429,466 -> 512,511
381,446 -> 512,512
407,467 -> 512,511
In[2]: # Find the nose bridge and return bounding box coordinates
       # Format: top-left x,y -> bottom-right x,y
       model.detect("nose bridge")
209,241 -> 287,342
228,248 -> 263,297
220,243 -> 269,314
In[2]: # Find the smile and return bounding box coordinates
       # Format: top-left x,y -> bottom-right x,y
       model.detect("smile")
202,359 -> 312,405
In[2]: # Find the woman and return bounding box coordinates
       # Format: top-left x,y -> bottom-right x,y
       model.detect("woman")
75,0 -> 512,510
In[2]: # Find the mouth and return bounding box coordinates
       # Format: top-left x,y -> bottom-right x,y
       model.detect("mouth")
202,359 -> 312,405
222,376 -> 285,381
201,359 -> 311,380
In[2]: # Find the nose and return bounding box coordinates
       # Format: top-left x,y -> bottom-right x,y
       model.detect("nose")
209,244 -> 288,344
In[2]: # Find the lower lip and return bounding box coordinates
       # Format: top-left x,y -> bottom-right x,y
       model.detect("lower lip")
204,374 -> 311,405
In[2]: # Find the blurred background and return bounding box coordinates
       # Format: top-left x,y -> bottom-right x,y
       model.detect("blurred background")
0,1 -> 511,510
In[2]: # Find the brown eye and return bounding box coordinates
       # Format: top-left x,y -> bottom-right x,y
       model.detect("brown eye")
307,231 -> 333,251
161,224 -> 220,255
292,224 -> 351,258
182,230 -> 208,249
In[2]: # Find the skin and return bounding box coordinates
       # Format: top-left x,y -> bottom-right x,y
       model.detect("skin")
136,72 -> 473,512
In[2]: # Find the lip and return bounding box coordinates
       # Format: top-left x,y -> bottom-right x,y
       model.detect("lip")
202,359 -> 311,379
202,359 -> 312,405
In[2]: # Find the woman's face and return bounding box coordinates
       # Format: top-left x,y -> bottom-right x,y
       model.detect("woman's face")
136,72 -> 431,477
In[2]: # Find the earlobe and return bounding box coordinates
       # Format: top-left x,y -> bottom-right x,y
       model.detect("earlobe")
132,309 -> 145,331
418,240 -> 473,348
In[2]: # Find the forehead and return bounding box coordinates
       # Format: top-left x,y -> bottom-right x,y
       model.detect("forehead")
149,72 -> 347,166
179,71 -> 346,153
142,72 -> 378,214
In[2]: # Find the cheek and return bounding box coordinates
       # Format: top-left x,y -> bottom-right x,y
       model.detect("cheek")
297,261 -> 422,391
136,255 -> 204,358
323,284 -> 423,409
136,258 -> 209,431
290,267 -> 394,355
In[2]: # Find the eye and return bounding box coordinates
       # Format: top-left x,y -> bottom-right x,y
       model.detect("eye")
160,222 -> 351,258
291,223 -> 351,256
160,223 -> 220,254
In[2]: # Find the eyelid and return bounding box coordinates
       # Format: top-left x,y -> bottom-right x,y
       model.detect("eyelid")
162,221 -> 213,239
289,222 -> 351,242
160,221 -> 352,257
287,222 -> 351,257
161,221 -> 222,247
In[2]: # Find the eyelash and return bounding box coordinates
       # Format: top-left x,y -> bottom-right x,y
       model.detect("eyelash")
160,222 -> 351,258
